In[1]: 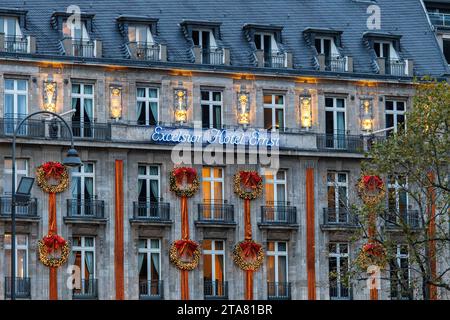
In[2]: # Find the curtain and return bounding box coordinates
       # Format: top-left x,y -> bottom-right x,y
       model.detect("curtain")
276,109 -> 284,129
138,179 -> 145,201
151,253 -> 160,280
85,252 -> 94,278
138,253 -> 145,274
278,256 -> 287,283
150,102 -> 158,125
214,105 -> 221,128
84,178 -> 93,200
136,88 -> 145,124
150,179 -> 158,202
337,112 -> 345,134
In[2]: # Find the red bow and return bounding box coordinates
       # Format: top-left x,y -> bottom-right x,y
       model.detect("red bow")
174,239 -> 198,257
42,162 -> 65,180
363,242 -> 384,257
239,241 -> 262,260
43,234 -> 66,253
240,171 -> 262,189
173,167 -> 197,185
363,175 -> 383,191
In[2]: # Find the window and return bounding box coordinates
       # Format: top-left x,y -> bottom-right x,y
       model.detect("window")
71,83 -> 94,137
137,87 -> 159,126
443,38 -> 450,64
128,25 -> 153,44
4,158 -> 28,195
325,97 -> 346,148
0,17 -> 20,37
201,90 -> 222,129
328,243 -> 350,299
267,241 -> 289,299
138,239 -> 161,297
385,100 -> 406,136
390,245 -> 410,300
63,20 -> 89,40
374,41 -> 392,59
138,165 -> 160,203
4,79 -> 28,134
254,33 -> 281,67
203,240 -> 225,297
71,236 -> 95,296
4,234 -> 28,278
70,162 -> 95,216
387,175 -> 408,223
193,30 -> 220,64
327,171 -> 348,222
264,170 -> 287,205
263,94 -> 284,131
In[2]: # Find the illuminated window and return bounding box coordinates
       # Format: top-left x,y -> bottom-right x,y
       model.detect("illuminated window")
267,241 -> 288,299
264,170 -> 287,206
203,240 -> 225,297
4,234 -> 28,279
71,236 -> 95,296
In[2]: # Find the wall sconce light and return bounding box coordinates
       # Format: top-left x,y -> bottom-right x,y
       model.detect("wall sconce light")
174,88 -> 188,123
43,81 -> 57,112
299,93 -> 312,128
360,98 -> 373,131
237,91 -> 250,126
110,87 -> 122,120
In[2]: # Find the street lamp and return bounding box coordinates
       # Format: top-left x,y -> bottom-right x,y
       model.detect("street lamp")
9,110 -> 81,300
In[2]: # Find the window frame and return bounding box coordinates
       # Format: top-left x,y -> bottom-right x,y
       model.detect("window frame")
138,238 -> 162,283
327,171 -> 349,212
201,167 -> 224,203
4,158 -> 28,195
4,233 -> 28,278
136,87 -> 159,126
325,96 -> 347,136
203,240 -> 226,283
264,169 -> 287,204
200,90 -> 223,129
72,236 -> 96,281
137,164 -> 161,202
328,242 -> 350,299
263,93 -> 285,131
266,241 -> 288,284
385,99 -> 406,133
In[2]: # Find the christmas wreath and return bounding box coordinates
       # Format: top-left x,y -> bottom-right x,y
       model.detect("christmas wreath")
36,161 -> 69,194
355,241 -> 387,271
233,240 -> 264,271
38,233 -> 70,268
357,175 -> 386,206
169,239 -> 201,271
233,171 -> 263,200
169,167 -> 200,198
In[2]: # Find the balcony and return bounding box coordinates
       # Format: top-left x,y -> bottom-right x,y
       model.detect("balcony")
65,121 -> 112,141
195,202 -> 235,227
263,51 -> 286,68
72,40 -> 95,58
0,115 -> 45,138
259,202 -> 298,229
72,278 -> 98,299
384,210 -> 420,230
321,208 -> 358,230
386,59 -> 406,76
267,282 -> 291,300
131,200 -> 172,225
0,197 -> 38,221
139,280 -> 164,300
3,36 -> 28,53
202,47 -> 224,65
317,134 -> 364,153
4,277 -> 31,299
129,42 -> 160,61
325,55 -> 347,72
330,285 -> 353,300
428,12 -> 450,28
204,280 -> 228,300
65,199 -> 106,223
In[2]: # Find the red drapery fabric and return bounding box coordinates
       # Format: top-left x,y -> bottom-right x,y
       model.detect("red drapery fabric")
48,192 -> 57,300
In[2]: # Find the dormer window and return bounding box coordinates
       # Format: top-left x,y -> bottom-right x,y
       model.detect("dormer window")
254,33 -> 284,68
0,15 -> 31,53
191,29 -> 222,64
62,20 -> 93,57
315,37 -> 346,72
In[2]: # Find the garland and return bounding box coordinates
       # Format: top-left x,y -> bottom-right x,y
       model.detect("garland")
36,161 -> 69,194
233,240 -> 264,271
233,171 -> 263,200
38,234 -> 70,268
169,167 -> 200,198
355,241 -> 388,271
358,175 -> 386,206
169,239 -> 201,271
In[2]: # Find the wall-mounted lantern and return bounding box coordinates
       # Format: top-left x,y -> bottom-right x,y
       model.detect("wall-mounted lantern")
174,88 -> 188,123
110,87 -> 122,120
360,98 -> 373,131
237,91 -> 250,126
299,92 -> 312,128
43,81 -> 57,112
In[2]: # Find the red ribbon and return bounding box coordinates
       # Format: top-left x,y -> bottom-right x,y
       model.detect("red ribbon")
174,239 -> 198,257
173,167 -> 197,185
363,242 -> 384,257
363,175 -> 383,191
42,162 -> 65,180
240,171 -> 262,190
43,234 -> 66,253
239,241 -> 261,260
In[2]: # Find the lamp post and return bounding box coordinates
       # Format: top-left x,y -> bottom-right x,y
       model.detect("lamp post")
10,111 -> 81,300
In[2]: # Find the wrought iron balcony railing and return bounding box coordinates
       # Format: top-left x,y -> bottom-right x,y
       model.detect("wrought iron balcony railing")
202,47 -> 224,65
132,42 -> 160,61
0,197 -> 38,218
139,280 -> 164,300
72,40 -> 95,58
4,36 -> 28,53
264,51 -> 286,68
267,282 -> 291,300
428,12 -> 450,28
0,115 -> 45,138
197,202 -> 235,224
384,210 -> 420,229
204,280 -> 228,299
62,121 -> 111,140
317,134 -> 364,153
322,208 -> 358,227
386,59 -> 406,76
132,201 -> 171,222
330,285 -> 353,300
4,277 -> 31,299
260,202 -> 297,225
72,278 -> 98,299
325,55 -> 346,72
67,199 -> 105,219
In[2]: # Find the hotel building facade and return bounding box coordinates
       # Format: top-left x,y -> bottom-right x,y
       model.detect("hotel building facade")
0,0 -> 448,300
